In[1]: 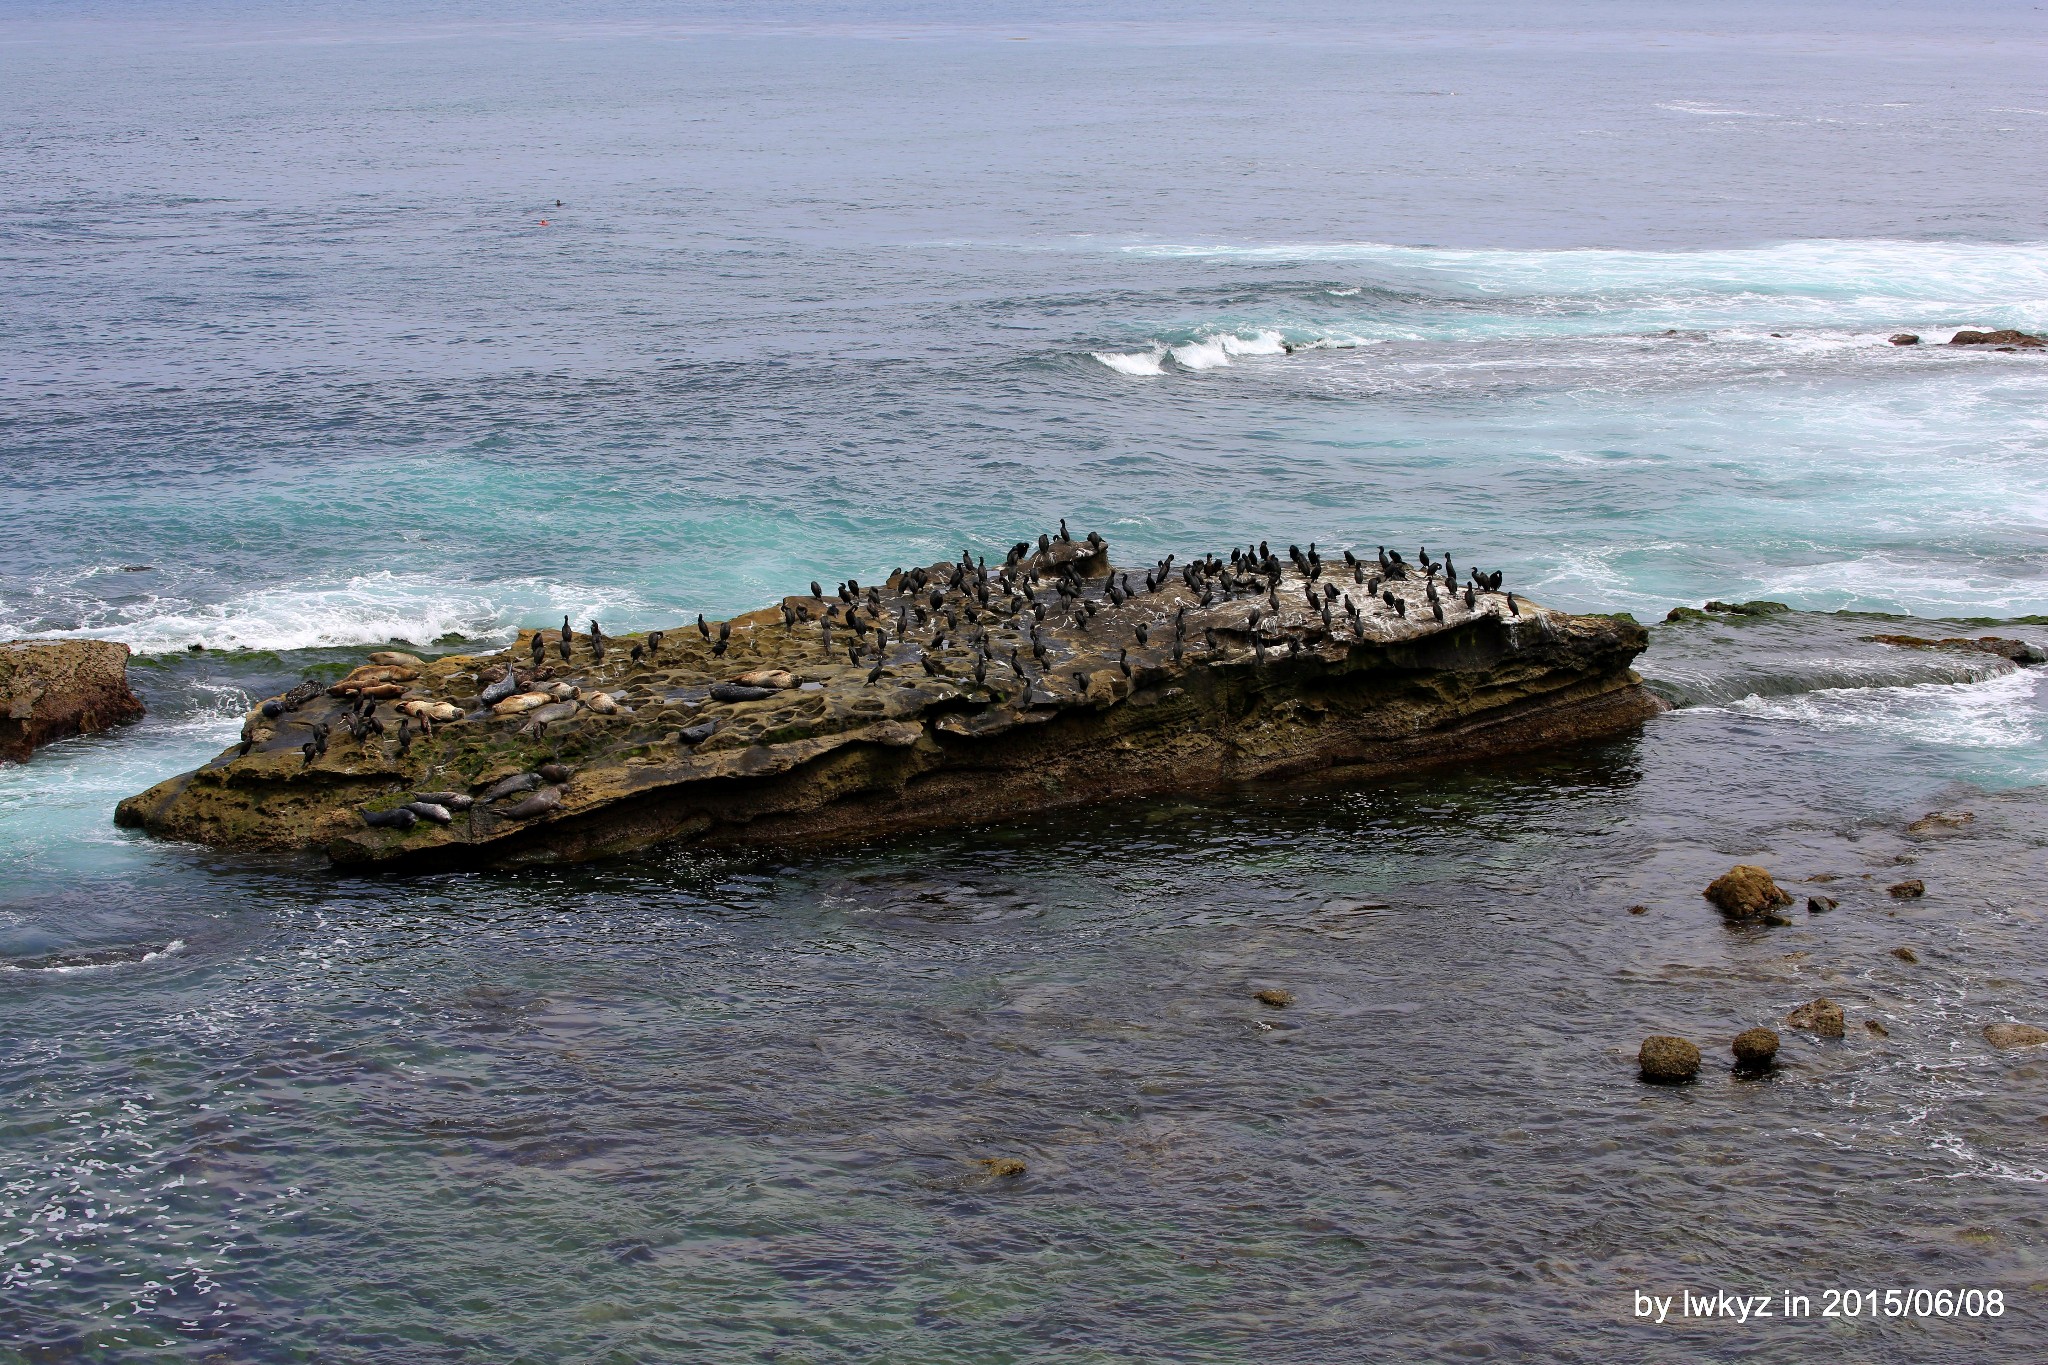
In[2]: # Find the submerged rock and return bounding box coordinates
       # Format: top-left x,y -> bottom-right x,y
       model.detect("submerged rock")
114,533 -> 1662,869
976,1157 -> 1028,1178
1983,1023 -> 2048,1050
0,639 -> 146,762
1907,810 -> 1975,834
1949,328 -> 2046,348
1639,1035 -> 1701,1084
1807,895 -> 1837,913
1731,1027 -> 1780,1070
1785,998 -> 1846,1038
1704,865 -> 1793,919
1889,879 -> 1926,900
1254,988 -> 1295,1008
1866,634 -> 2045,665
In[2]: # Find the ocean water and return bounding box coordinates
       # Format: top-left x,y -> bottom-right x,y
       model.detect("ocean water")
5,1 -> 2048,1359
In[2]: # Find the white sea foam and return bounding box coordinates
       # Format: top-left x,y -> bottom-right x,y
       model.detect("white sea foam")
1095,330 -> 1297,374
0,941 -> 186,975
11,572 -> 652,656
1718,670 -> 2043,751
1168,338 -> 1233,369
1113,238 -> 2048,325
1092,347 -> 1166,376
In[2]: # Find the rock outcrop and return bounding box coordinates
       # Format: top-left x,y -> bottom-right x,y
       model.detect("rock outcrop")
1,640 -> 146,762
1704,865 -> 1792,919
1984,1023 -> 2048,1050
116,536 -> 1662,869
1639,1035 -> 1700,1084
1865,633 -> 2046,665
1731,1027 -> 1779,1070
1949,329 -> 2045,348
1785,998 -> 1845,1038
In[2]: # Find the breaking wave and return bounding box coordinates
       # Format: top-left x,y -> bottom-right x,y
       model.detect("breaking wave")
5,572 -> 653,656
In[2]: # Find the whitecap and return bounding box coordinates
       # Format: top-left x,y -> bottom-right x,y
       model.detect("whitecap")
1218,330 -> 1287,356
11,571 -> 651,656
1168,338 -> 1233,369
1092,347 -> 1166,376
1718,670 -> 2043,752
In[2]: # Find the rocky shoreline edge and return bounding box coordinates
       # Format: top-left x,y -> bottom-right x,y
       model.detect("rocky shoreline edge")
112,534 -> 1661,870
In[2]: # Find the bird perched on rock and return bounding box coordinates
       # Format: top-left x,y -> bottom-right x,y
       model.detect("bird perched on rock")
697,614 -> 711,639
529,632 -> 545,668
1117,647 -> 1132,679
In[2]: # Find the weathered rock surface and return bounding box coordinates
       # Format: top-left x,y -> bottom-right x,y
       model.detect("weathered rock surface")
115,536 -> 1662,869
1785,998 -> 1845,1038
1704,864 -> 1793,919
1639,1035 -> 1701,1084
1983,1023 -> 2048,1050
1731,1027 -> 1780,1069
1,640 -> 146,762
1865,633 -> 2046,665
1949,329 -> 2046,348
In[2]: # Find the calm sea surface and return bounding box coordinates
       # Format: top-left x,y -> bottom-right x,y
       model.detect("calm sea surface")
4,2 -> 2048,1359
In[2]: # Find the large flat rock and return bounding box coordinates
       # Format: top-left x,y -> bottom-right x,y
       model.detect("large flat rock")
116,537 -> 1659,868
2,639 -> 146,763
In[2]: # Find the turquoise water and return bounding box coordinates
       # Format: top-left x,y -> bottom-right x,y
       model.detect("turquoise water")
5,2 -> 2048,1359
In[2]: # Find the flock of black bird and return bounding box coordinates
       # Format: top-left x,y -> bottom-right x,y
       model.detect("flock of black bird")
260,526 -> 1524,767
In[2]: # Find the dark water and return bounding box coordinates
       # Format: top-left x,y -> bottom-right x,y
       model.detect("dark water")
5,1 -> 2048,1360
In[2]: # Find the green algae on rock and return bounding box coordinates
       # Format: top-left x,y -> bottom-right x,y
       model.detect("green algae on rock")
115,536 -> 1662,869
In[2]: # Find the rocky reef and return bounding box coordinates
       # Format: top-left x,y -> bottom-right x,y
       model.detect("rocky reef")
1,640 -> 146,762
116,535 -> 1660,869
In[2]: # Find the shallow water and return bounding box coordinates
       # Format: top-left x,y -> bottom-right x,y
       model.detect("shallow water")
5,1 -> 2048,1360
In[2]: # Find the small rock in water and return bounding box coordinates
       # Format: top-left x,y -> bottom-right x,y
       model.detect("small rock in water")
1949,328 -> 2047,347
1983,1023 -> 2048,1050
1807,895 -> 1837,913
1888,879 -> 1926,900
1891,946 -> 1919,963
1732,1027 -> 1780,1070
1638,1035 -> 1701,1084
1907,810 -> 1974,833
1626,904 -> 1648,915
1704,864 -> 1793,918
1784,997 -> 1845,1038
977,1157 -> 1027,1178
1254,988 -> 1295,1008
1865,1020 -> 1890,1038
1889,333 -> 1921,346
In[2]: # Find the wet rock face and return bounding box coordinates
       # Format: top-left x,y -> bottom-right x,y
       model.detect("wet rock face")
1704,865 -> 1793,919
1639,1035 -> 1701,1084
114,536 -> 1660,869
1731,1027 -> 1780,1069
1984,1023 -> 2048,1050
1949,329 -> 2046,348
1785,998 -> 1846,1038
0,640 -> 146,762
